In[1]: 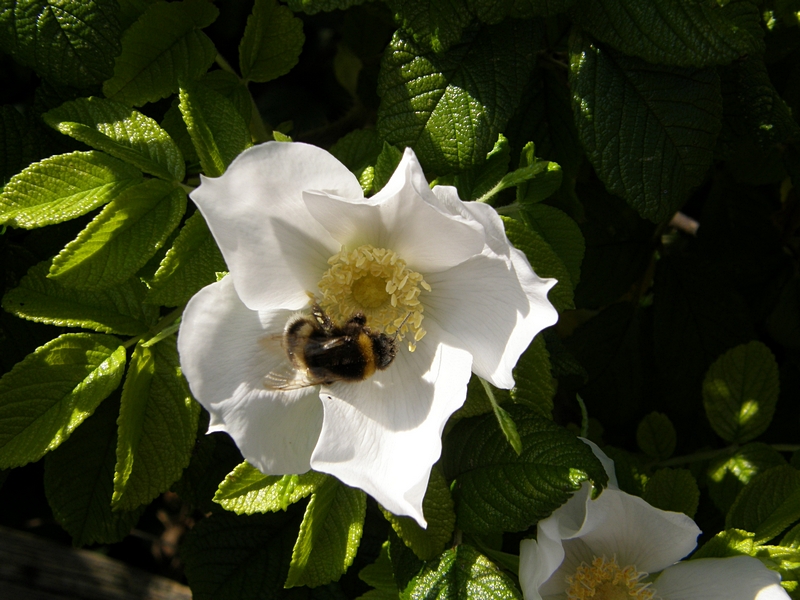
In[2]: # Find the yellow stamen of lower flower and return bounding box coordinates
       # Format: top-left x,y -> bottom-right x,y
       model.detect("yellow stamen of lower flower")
564,556 -> 655,600
317,245 -> 430,351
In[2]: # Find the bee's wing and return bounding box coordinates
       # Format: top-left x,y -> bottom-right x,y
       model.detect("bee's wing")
259,333 -> 325,391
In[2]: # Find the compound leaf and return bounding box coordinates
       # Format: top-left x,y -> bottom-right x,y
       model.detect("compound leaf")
44,96 -> 185,182
49,179 -> 186,290
103,0 -> 219,106
0,334 -> 126,469
0,151 -> 142,230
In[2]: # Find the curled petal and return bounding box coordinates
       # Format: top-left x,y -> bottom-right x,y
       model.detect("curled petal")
425,252 -> 557,389
310,323 -> 472,526
302,148 -> 485,273
178,276 -> 322,474
189,142 -> 363,311
654,556 -> 790,600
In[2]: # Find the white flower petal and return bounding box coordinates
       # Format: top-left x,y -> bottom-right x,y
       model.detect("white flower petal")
520,538 -> 565,600
653,556 -> 790,600
309,323 -> 472,526
580,438 -> 620,489
302,148 -> 485,273
565,487 -> 700,574
425,251 -> 557,389
189,142 -> 363,311
178,276 -> 323,474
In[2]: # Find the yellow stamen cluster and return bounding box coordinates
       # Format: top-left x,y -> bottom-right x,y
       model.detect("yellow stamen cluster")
317,245 -> 430,351
564,556 -> 655,600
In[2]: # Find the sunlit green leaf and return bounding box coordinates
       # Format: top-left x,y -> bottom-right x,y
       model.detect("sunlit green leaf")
0,151 -> 142,229
3,259 -> 158,335
49,179 -> 186,290
285,476 -> 366,588
214,462 -> 326,515
0,334 -> 126,469
112,338 -> 200,510
703,341 -> 780,444
44,96 -> 185,182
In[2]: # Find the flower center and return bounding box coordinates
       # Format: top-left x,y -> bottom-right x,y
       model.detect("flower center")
565,556 -> 655,600
317,244 -> 430,351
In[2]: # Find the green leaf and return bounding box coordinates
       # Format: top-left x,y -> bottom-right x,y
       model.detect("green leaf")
454,134 -> 511,202
239,0 -> 304,83
377,20 -> 538,173
642,468 -> 699,518
569,32 -> 722,222
44,394 -> 144,546
754,486 -> 800,545
145,211 -> 227,307
214,462 -> 327,515
0,0 -> 121,88
181,510 -> 303,600
380,466 -> 455,561
44,97 -> 185,182
384,0 -> 472,53
359,542 -> 397,598
103,0 -> 219,106
402,544 -> 522,599
513,145 -> 562,205
179,80 -> 251,178
285,0 -> 368,14
49,179 -> 187,290
720,55 -> 800,152
636,412 -> 676,460
0,105 -> 48,184
510,334 -> 554,418
112,338 -> 200,510
0,151 -> 143,229
522,204 -> 584,289
469,0 -> 578,21
371,142 -> 405,194
482,378 -> 522,455
285,476 -> 367,588
330,129 -> 384,194
694,529 -> 757,559
570,0 -> 764,68
502,216 -> 574,312
727,465 -> 800,538
703,341 -> 780,444
443,408 -> 607,534
708,443 -> 787,515
3,259 -> 158,336
0,333 -> 126,469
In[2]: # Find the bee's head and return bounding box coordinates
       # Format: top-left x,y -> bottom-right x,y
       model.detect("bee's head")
372,334 -> 398,370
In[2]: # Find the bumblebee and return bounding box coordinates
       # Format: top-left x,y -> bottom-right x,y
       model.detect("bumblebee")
266,304 -> 398,390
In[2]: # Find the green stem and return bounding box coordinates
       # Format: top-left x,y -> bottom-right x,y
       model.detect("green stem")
651,443 -> 800,468
122,305 -> 186,350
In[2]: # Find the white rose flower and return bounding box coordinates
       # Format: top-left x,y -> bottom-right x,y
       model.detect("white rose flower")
520,441 -> 790,600
177,142 -> 558,526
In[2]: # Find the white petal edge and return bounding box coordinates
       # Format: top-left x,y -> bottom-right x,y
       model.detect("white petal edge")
177,276 -> 323,474
302,148 -> 485,273
425,251 -> 557,389
653,556 -> 790,600
580,438 -> 620,489
564,486 -> 700,574
309,321 -> 472,527
189,142 -> 363,311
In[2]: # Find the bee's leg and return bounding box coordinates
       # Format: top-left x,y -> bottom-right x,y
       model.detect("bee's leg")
312,303 -> 334,331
